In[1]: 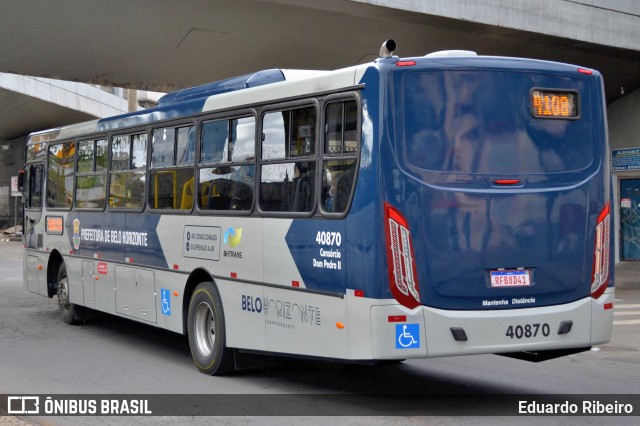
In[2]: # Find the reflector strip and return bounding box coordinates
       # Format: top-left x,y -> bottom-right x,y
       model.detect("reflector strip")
604,303 -> 613,310
493,179 -> 521,185
388,315 -> 407,322
384,202 -> 421,309
591,203 -> 611,299
292,281 -> 300,287
396,60 -> 416,67
230,272 -> 237,278
389,219 -> 408,296
400,226 -> 420,301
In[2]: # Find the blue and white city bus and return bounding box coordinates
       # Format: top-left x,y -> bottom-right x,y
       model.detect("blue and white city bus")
21,41 -> 614,375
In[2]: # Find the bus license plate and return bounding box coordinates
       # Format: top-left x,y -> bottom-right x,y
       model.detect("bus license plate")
490,270 -> 531,287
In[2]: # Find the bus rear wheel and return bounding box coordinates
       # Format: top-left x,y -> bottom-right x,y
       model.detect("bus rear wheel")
187,282 -> 234,375
57,263 -> 82,325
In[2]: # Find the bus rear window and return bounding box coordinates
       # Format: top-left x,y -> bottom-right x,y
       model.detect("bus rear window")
399,70 -> 593,174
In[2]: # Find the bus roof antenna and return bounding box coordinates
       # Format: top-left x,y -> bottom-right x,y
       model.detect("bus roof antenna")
380,39 -> 396,58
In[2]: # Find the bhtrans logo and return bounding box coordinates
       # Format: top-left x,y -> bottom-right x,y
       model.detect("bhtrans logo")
223,227 -> 242,248
223,227 -> 243,259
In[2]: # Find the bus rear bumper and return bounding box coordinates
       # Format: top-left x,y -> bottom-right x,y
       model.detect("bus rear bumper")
370,289 -> 614,360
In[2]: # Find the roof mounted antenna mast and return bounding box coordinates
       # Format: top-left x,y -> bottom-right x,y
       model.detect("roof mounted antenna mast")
380,39 -> 396,58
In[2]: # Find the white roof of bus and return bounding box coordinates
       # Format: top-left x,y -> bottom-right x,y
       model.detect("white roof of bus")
30,64 -> 369,143
202,64 -> 368,112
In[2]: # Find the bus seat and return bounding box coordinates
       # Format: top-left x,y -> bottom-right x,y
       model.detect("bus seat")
292,170 -> 315,212
333,168 -> 354,212
208,180 -> 232,210
229,181 -> 253,210
181,177 -> 194,210
199,181 -> 210,208
155,172 -> 175,209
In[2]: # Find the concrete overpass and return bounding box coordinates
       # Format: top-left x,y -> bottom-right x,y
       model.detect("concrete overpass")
1,0 -> 639,102
1,0 -> 639,140
1,0 -> 640,261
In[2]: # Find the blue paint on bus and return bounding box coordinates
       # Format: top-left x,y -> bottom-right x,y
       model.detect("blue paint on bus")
379,57 -> 609,310
66,212 -> 166,268
96,69 -> 285,132
285,57 -> 610,310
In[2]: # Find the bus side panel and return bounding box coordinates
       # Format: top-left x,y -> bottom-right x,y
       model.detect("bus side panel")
114,265 -> 157,324
65,255 -> 84,306
344,67 -> 389,301
25,253 -> 47,296
265,218 -> 305,288
591,288 -> 614,345
371,304 -> 427,359
159,215 -> 264,285
217,279 -> 267,351
222,279 -> 349,358
284,219 -> 346,293
153,269 -> 186,333
93,260 -> 117,315
24,209 -> 47,296
81,260 -> 96,308
263,287 -> 349,359
345,294 -> 375,359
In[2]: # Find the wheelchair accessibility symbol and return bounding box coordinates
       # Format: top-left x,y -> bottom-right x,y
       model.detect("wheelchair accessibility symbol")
161,288 -> 171,316
396,324 -> 420,349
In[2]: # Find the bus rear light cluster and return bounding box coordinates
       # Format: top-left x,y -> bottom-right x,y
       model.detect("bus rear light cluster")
384,202 -> 421,309
591,203 -> 610,299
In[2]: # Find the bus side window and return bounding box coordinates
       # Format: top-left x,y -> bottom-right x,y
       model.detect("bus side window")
177,126 -> 196,165
76,139 -> 108,210
150,125 -> 195,211
110,133 -> 147,210
47,141 -> 75,209
199,117 -> 255,212
259,107 -> 316,213
322,100 -> 358,214
27,163 -> 43,209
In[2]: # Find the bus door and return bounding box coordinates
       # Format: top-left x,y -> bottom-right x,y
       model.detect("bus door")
620,178 -> 640,260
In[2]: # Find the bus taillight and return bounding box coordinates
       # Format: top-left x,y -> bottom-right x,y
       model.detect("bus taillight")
591,203 -> 611,299
384,202 -> 421,309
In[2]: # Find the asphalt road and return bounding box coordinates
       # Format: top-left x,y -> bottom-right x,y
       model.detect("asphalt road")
0,241 -> 638,425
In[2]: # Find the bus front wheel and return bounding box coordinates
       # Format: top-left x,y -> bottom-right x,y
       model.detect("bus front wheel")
57,263 -> 82,325
187,282 -> 234,375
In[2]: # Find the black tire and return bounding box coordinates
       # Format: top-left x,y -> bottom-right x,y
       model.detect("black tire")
187,282 -> 234,375
57,263 -> 83,325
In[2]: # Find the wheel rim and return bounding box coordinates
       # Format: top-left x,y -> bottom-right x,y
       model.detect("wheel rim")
194,301 -> 215,356
57,276 -> 69,310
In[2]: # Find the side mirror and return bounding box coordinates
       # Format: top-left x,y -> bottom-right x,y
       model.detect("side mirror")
17,169 -> 25,192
